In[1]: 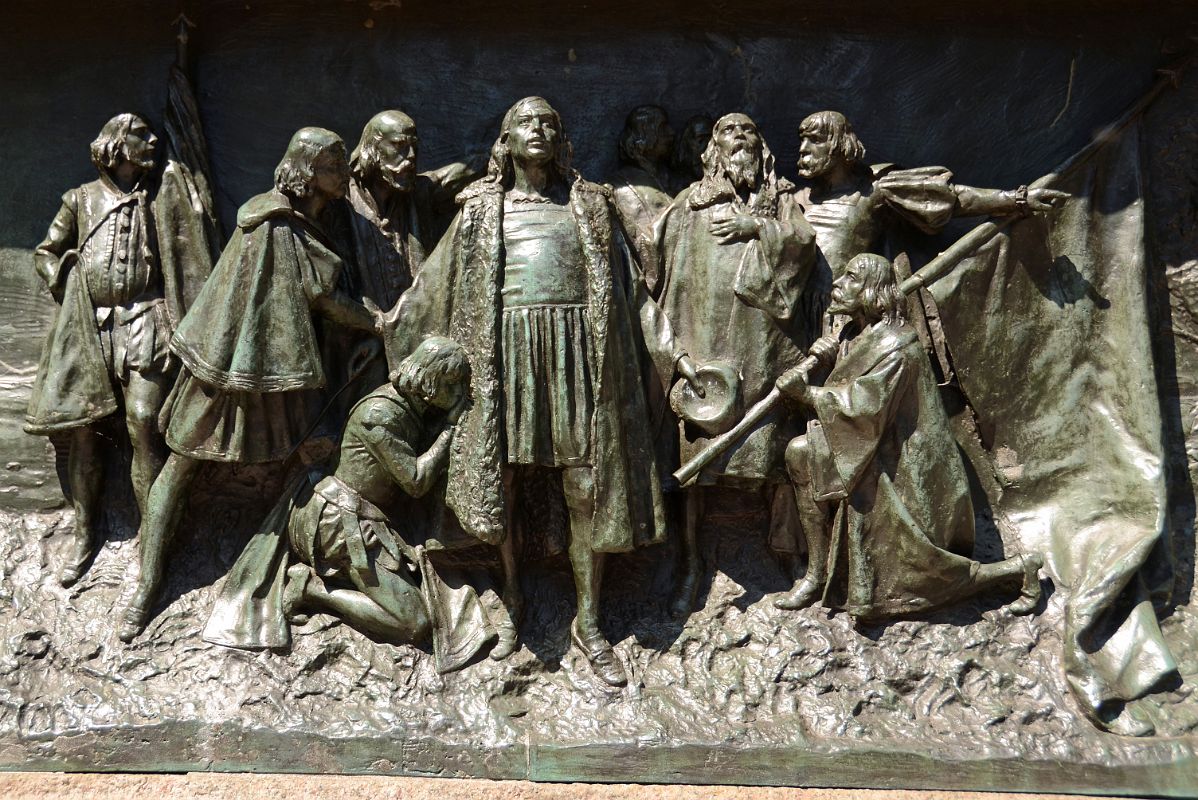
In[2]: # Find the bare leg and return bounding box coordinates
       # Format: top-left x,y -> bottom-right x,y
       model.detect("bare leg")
491,468 -> 522,660
123,369 -> 171,516
61,426 -> 103,587
118,452 -> 202,642
669,487 -> 704,619
561,467 -> 624,687
776,436 -> 831,610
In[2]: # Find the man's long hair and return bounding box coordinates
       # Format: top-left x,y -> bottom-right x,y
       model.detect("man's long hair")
350,110 -> 416,182
852,253 -> 906,324
689,114 -> 782,217
90,113 -> 151,174
799,110 -> 866,168
274,127 -> 345,200
481,96 -> 575,189
391,336 -> 471,403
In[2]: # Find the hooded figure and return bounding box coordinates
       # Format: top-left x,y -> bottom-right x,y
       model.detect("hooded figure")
118,128 -> 381,643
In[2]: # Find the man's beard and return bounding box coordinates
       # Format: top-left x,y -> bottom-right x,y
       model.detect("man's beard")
797,154 -> 831,180
378,162 -> 415,192
121,151 -> 155,172
724,147 -> 761,191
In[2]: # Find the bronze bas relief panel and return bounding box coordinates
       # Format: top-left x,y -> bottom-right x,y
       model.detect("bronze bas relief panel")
0,1 -> 1196,793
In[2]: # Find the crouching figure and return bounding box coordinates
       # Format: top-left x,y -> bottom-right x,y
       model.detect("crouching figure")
204,336 -> 500,674
774,253 -> 1044,620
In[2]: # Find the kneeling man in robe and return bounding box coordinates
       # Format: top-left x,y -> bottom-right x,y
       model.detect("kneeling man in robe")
774,253 -> 1044,620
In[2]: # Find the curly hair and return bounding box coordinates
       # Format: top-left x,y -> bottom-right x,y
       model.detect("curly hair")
90,113 -> 151,173
798,110 -> 866,167
391,336 -> 471,403
482,96 -> 575,188
274,127 -> 346,199
849,253 -> 906,324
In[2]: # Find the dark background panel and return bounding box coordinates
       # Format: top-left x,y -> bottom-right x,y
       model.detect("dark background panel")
0,0 -> 1191,510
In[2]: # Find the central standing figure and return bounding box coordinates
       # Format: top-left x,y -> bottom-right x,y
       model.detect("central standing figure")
389,97 -> 700,687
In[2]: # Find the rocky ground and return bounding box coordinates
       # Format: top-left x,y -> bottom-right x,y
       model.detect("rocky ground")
0,468 -> 1195,780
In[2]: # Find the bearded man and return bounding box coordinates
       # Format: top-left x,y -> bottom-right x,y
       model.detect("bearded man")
774,253 -> 1043,616
656,113 -> 818,617
118,128 -> 382,642
609,105 -> 675,295
341,110 -> 477,312
388,96 -> 702,687
26,113 -> 214,587
327,110 -> 478,411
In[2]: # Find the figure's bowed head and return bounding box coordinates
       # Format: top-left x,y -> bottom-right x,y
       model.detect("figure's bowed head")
275,127 -> 352,209
391,336 -> 472,421
92,113 -> 159,189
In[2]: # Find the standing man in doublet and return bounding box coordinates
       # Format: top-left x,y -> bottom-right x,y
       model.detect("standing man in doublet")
388,96 -> 702,687
656,113 -> 818,617
25,113 -> 214,588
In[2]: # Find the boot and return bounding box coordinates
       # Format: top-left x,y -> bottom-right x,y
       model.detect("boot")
1007,552 -> 1044,616
571,620 -> 626,688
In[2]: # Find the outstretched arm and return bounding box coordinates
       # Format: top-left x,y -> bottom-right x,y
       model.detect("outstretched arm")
875,166 -> 1066,232
954,184 -> 1067,217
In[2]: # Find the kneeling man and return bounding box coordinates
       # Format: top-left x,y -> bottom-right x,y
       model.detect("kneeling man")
774,253 -> 1043,620
204,337 -> 500,674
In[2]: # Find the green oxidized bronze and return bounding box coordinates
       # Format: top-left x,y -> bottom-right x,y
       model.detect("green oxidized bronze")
3,9 -> 1198,792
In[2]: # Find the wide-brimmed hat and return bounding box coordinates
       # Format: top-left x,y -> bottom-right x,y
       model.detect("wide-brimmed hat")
670,361 -> 742,436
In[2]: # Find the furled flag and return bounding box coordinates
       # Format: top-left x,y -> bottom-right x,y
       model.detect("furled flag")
154,14 -> 221,333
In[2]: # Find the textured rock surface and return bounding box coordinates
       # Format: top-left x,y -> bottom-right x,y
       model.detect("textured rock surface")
0,492 -> 1194,791
0,774 -> 1156,800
